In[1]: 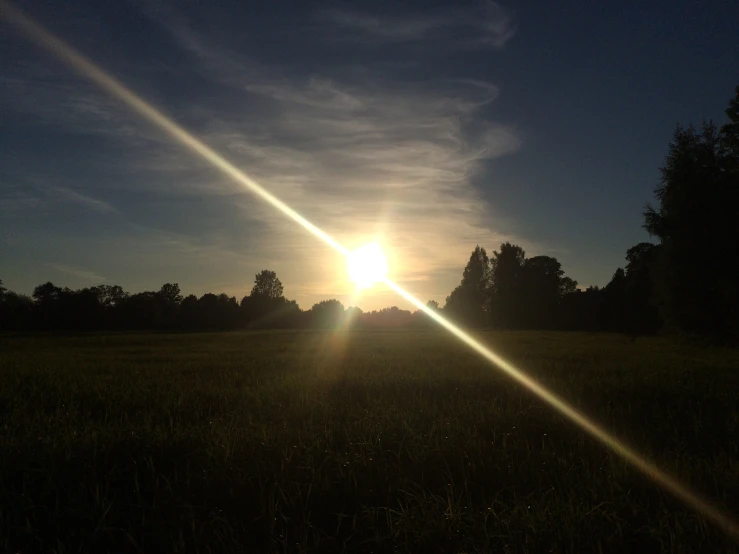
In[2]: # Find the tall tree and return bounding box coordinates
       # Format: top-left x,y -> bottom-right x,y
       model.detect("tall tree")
520,255 -> 572,328
488,243 -> 526,327
444,246 -> 490,326
251,270 -> 284,299
622,243 -> 661,334
0,289 -> 35,331
644,111 -> 738,336
721,85 -> 739,155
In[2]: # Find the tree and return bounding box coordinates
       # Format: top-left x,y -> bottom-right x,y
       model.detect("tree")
0,291 -> 35,331
32,282 -> 62,303
118,291 -> 163,329
721,85 -> 739,155
602,268 -> 627,332
621,242 -> 661,335
444,246 -> 490,326
32,282 -> 64,329
90,285 -> 128,309
179,294 -> 200,329
489,243 -> 526,327
251,270 -> 283,299
309,299 -> 345,328
159,283 -> 183,305
520,256 -> 568,328
345,306 -> 363,325
559,277 -> 578,296
560,286 -> 605,331
644,110 -> 739,337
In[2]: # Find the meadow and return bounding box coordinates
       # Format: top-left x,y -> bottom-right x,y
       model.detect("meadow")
1,330 -> 738,553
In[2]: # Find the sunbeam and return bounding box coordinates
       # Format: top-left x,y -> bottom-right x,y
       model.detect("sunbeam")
2,0 -> 737,539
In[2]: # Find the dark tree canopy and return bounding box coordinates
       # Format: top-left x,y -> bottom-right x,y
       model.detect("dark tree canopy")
643,101 -> 739,336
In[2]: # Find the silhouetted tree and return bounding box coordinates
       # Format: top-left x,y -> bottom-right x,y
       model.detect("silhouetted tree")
488,243 -> 526,327
179,294 -> 200,329
251,270 -> 283,299
0,284 -> 35,331
32,282 -> 64,329
559,277 -> 578,297
721,85 -> 739,155
198,293 -> 220,329
445,246 -> 490,326
157,283 -> 183,327
345,306 -> 363,325
240,270 -> 297,327
519,256 -> 566,328
32,282 -> 62,303
309,299 -> 345,328
561,286 -> 605,331
159,283 -> 183,305
119,291 -> 163,329
622,243 -> 661,334
90,285 -> 128,309
644,109 -> 739,336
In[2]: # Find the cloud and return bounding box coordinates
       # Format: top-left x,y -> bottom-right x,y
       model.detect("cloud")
47,263 -> 106,283
53,187 -> 118,214
322,2 -> 515,48
3,2 -> 528,309
120,3 -> 530,307
0,65 -> 156,145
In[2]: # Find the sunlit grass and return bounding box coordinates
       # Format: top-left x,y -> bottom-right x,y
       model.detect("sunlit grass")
1,330 -> 738,552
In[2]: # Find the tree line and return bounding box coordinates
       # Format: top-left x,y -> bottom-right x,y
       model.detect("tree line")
1,87 -> 737,338
444,86 -> 739,339
0,270 -> 433,332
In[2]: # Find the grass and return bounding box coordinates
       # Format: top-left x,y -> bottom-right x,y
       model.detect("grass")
1,330 -> 738,553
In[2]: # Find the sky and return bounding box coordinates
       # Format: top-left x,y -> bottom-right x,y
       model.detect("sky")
1,0 -> 737,311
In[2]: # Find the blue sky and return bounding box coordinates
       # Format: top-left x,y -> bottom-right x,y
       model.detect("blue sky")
1,0 -> 736,310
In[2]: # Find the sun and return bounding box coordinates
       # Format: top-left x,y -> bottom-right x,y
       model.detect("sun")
347,243 -> 388,290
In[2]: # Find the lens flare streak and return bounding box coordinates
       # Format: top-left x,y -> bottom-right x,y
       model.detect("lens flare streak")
2,0 -> 737,539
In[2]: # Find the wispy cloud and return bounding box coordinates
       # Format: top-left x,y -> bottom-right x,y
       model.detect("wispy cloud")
0,171 -> 119,216
322,2 -> 515,48
0,66 -> 156,145
122,2 -> 529,306
2,1 -> 527,308
53,187 -> 118,214
47,263 -> 106,283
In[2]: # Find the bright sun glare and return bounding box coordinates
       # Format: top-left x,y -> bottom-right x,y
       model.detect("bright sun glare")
347,243 -> 388,290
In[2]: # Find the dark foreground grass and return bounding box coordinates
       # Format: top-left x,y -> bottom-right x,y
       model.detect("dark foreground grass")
1,330 -> 738,553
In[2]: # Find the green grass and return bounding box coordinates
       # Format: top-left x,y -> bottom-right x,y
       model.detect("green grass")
1,330 -> 738,553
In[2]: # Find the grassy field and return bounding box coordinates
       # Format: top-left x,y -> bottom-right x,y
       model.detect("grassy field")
1,330 -> 738,553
